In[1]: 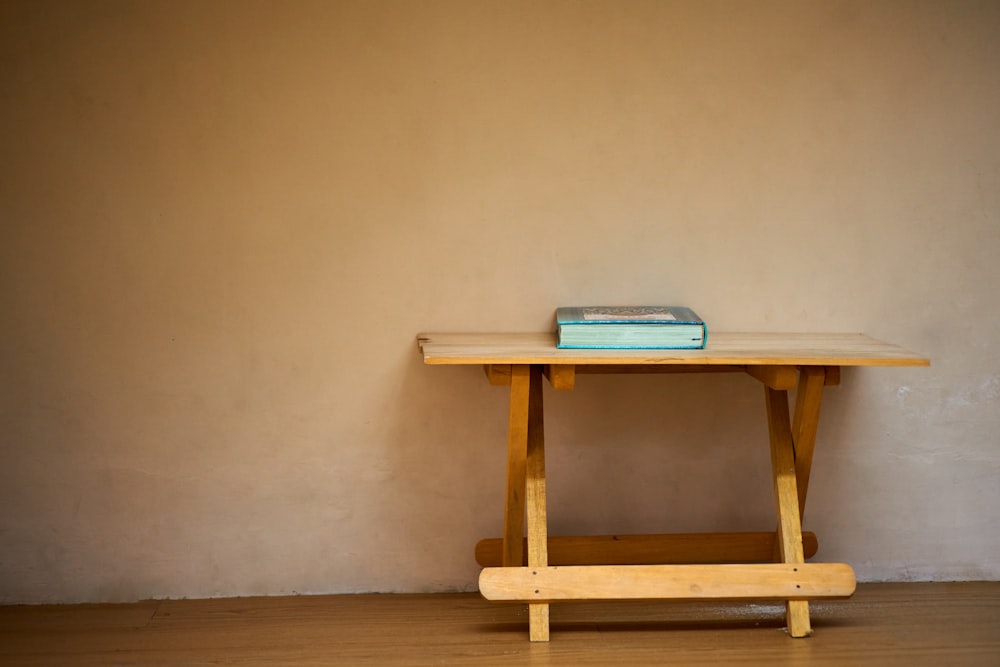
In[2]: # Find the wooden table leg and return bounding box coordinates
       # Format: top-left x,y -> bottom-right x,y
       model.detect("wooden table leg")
791,366 -> 827,521
501,365 -> 529,569
765,384 -> 812,637
498,364 -> 838,641
525,365 -> 549,641
501,365 -> 550,641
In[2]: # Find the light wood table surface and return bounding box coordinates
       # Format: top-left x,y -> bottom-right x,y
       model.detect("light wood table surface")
417,332 -> 929,642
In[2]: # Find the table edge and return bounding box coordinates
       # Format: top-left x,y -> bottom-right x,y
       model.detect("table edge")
416,332 -> 931,367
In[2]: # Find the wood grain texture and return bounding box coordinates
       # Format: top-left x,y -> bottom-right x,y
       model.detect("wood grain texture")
744,364 -> 799,389
479,563 -> 856,603
542,363 -> 575,390
501,365 -> 530,568
475,532 -> 820,567
525,365 -> 549,641
792,366 -> 826,519
417,332 -> 930,366
483,363 -> 511,385
765,385 -> 811,637
2,584 -> 997,666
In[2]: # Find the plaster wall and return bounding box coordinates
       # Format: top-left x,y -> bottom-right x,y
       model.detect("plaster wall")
1,0 -> 998,603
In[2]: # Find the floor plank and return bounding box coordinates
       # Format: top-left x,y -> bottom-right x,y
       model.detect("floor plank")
1,583 -> 998,665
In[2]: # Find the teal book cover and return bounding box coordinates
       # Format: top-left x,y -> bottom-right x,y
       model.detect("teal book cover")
555,306 -> 707,349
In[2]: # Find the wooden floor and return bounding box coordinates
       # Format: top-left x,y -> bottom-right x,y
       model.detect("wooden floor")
1,583 -> 998,666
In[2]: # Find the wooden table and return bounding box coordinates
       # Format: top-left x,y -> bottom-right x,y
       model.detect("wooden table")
417,332 -> 929,641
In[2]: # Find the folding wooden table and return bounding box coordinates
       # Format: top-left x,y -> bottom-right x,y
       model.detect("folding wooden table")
417,332 -> 928,641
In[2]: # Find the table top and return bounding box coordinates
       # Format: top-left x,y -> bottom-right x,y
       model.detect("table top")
417,332 -> 929,367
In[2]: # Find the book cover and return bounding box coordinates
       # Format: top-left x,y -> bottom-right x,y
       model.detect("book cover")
556,306 -> 703,325
555,306 -> 707,349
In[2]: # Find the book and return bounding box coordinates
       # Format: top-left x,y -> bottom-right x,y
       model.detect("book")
555,306 -> 707,349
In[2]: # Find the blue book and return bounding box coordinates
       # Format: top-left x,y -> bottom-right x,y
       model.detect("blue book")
555,306 -> 707,349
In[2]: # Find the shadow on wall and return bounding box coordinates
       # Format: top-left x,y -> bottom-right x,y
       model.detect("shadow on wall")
542,371 -> 778,537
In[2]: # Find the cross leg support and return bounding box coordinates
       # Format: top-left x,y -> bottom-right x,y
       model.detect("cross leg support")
765,372 -> 826,638
495,363 -> 844,642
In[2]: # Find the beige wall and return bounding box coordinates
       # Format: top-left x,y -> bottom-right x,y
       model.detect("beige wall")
1,0 -> 998,604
